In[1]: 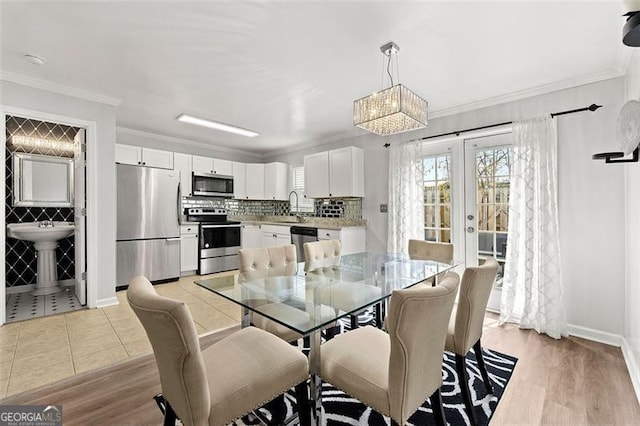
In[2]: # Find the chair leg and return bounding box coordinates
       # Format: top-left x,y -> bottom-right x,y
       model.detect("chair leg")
163,401 -> 177,426
350,314 -> 359,330
455,353 -> 477,426
295,380 -> 311,426
430,388 -> 447,426
473,339 -> 494,394
154,394 -> 178,426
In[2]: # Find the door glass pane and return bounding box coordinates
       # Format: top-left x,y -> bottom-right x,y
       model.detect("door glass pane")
422,154 -> 452,243
475,146 -> 512,286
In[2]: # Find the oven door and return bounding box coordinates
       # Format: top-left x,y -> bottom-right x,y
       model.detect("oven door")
192,172 -> 234,197
200,224 -> 241,257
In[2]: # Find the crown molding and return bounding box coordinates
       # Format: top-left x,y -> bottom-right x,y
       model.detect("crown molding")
116,126 -> 263,159
0,70 -> 122,107
428,67 -> 624,120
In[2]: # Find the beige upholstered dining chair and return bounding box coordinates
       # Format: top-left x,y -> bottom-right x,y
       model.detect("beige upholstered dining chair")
445,257 -> 499,426
304,239 -> 382,329
127,276 -> 310,426
408,239 -> 454,264
238,244 -> 303,343
320,272 -> 460,426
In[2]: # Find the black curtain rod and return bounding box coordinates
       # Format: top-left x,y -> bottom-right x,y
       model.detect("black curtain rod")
383,103 -> 602,147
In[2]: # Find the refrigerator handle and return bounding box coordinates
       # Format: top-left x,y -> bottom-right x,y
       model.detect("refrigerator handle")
176,181 -> 182,226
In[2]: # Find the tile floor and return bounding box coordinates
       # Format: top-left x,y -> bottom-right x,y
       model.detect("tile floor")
0,273 -> 241,399
6,286 -> 83,322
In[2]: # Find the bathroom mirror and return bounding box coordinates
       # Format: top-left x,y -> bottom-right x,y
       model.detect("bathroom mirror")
13,153 -> 74,207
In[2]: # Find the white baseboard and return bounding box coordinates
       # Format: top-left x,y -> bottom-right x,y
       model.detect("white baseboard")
96,297 -> 119,308
566,324 -> 623,347
622,338 -> 640,405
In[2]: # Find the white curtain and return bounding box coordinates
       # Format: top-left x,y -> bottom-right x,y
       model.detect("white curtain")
499,115 -> 568,339
388,141 -> 424,254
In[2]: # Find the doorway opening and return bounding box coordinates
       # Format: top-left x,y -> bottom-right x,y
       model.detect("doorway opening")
4,114 -> 87,323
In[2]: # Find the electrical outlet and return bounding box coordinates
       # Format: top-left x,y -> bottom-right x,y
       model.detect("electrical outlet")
380,204 -> 388,213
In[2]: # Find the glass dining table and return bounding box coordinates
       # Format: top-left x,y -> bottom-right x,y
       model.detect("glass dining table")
195,251 -> 457,426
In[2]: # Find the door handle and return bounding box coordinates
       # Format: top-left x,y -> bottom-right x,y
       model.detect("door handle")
467,227 -> 475,233
165,238 -> 181,242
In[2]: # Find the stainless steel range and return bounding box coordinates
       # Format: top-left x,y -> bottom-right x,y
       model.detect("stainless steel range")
184,208 -> 241,275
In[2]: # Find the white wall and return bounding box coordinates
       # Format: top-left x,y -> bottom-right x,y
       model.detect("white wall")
1,80 -> 117,306
268,77 -> 627,337
623,51 -> 640,401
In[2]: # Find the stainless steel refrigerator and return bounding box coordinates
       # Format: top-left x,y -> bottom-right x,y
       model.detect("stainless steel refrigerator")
116,164 -> 181,288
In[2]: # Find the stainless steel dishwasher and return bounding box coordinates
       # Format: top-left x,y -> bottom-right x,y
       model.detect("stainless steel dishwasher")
290,226 -> 318,263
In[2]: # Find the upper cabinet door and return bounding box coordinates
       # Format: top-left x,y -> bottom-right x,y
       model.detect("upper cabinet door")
192,155 -> 214,173
329,146 -> 364,197
304,151 -> 330,198
174,153 -> 193,197
233,162 -> 247,199
115,144 -> 142,165
213,159 -> 233,176
142,148 -> 174,169
264,162 -> 289,200
245,163 -> 265,200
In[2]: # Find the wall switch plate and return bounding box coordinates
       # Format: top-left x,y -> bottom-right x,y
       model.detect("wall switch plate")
380,204 -> 388,213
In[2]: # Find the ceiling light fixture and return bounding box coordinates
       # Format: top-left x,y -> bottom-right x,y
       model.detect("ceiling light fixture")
353,41 -> 428,136
24,54 -> 46,66
176,114 -> 259,138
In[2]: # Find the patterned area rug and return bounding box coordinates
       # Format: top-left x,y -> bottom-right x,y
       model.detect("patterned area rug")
236,312 -> 518,426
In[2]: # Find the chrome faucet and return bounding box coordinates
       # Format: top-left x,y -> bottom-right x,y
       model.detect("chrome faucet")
288,190 -> 304,222
39,220 -> 54,228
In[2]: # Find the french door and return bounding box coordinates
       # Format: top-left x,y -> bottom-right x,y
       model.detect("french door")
463,132 -> 512,310
422,131 -> 512,311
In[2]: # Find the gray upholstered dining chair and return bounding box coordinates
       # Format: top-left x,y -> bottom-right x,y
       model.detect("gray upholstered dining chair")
320,272 -> 460,426
445,257 -> 499,426
127,276 -> 310,426
304,239 -> 383,329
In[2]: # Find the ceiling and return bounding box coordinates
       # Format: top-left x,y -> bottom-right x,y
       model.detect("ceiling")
0,1 -> 627,154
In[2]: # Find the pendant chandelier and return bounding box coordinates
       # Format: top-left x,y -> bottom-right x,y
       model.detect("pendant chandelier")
353,41 -> 428,136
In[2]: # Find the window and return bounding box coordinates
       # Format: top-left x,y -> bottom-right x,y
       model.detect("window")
290,166 -> 315,213
423,154 -> 452,243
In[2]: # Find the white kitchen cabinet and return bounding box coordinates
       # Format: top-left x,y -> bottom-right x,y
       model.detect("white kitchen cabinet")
241,224 -> 262,249
115,144 -> 174,170
304,146 -> 363,198
180,224 -> 199,274
304,151 -> 330,198
245,163 -> 265,200
192,155 -> 233,175
174,153 -> 193,197
261,224 -> 291,248
116,144 -> 173,170
115,144 -> 141,165
264,162 -> 289,201
318,227 -> 366,255
233,162 -> 247,199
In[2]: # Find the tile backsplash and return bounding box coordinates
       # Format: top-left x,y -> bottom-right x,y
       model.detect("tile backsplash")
5,115 -> 79,288
181,197 -> 362,219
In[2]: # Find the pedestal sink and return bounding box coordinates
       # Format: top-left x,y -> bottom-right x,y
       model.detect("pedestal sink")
7,222 -> 75,296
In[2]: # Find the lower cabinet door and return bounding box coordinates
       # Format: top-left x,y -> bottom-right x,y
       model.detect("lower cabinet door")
181,234 -> 199,272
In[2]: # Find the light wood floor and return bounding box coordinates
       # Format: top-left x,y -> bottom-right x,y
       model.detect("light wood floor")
1,313 -> 638,425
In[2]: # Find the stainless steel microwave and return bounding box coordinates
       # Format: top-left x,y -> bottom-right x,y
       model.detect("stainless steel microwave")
192,172 -> 234,197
